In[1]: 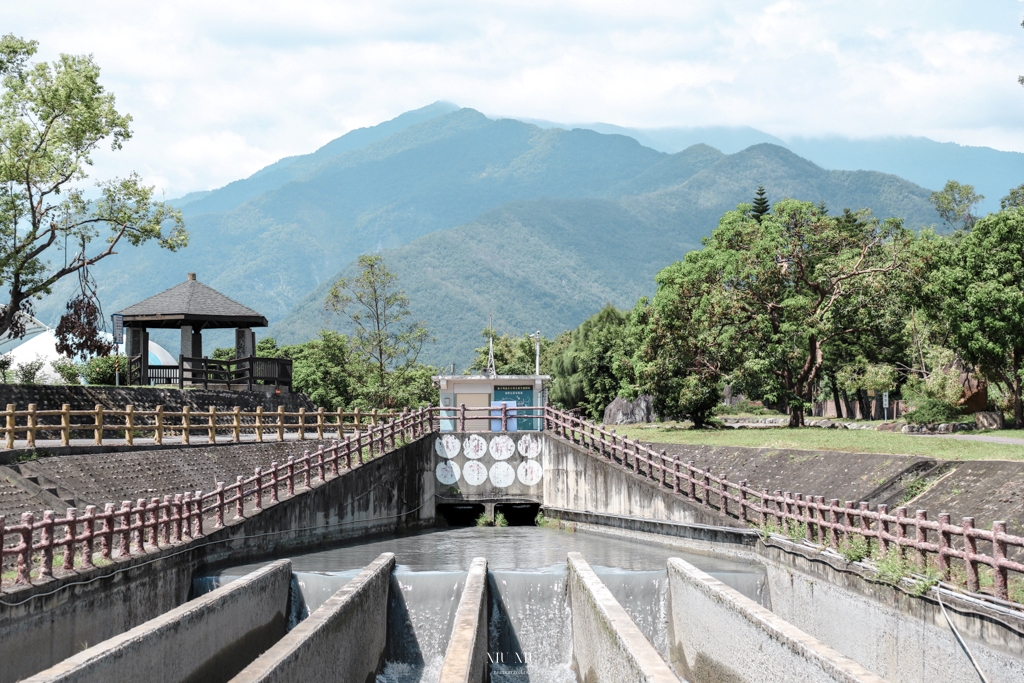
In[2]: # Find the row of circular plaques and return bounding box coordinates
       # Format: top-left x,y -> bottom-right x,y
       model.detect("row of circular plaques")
434,434 -> 543,487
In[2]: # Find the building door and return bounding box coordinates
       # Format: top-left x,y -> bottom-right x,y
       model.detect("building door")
455,393 -> 490,431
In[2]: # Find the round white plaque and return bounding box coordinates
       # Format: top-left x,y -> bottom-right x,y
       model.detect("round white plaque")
517,434 -> 541,458
463,460 -> 488,486
464,434 -> 488,459
489,462 -> 516,488
489,434 -> 516,460
517,460 -> 543,486
435,460 -> 460,485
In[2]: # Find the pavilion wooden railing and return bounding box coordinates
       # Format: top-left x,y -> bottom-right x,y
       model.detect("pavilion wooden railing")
178,355 -> 293,391
1,404 -> 397,448
0,408 -> 433,588
531,405 -> 1024,602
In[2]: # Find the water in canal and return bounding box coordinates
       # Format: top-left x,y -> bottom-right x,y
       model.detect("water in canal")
195,526 -> 767,683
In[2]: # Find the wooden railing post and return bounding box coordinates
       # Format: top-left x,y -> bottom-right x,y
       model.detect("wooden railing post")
26,403 -> 37,448
336,407 -> 344,439
155,405 -> 164,445
277,405 -> 285,441
963,517 -> 979,592
233,406 -> 241,443
61,404 -> 70,446
208,406 -> 216,443
459,404 -> 466,432
298,407 -> 306,440
371,408 -> 378,426
255,406 -> 264,442
182,405 -> 191,445
5,403 -> 15,449
993,520 -> 1008,600
125,405 -> 134,446
94,404 -> 103,445
501,403 -> 508,432
317,407 -> 324,439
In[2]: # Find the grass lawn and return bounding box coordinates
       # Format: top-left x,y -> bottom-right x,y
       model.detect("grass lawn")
607,423 -> 1024,461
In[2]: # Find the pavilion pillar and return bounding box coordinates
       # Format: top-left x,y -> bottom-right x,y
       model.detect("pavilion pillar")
125,327 -> 149,385
180,326 -> 203,384
235,328 -> 255,359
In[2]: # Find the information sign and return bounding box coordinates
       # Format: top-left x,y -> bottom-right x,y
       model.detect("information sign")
494,385 -> 536,430
111,314 -> 124,344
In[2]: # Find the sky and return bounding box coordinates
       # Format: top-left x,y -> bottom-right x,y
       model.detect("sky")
5,0 -> 1024,197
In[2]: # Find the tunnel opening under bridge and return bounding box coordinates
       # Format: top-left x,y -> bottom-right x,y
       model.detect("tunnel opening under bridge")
495,502 -> 540,526
437,503 -> 486,526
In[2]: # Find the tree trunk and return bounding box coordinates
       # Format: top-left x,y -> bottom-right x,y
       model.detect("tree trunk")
1014,350 -> 1023,429
829,372 -> 843,418
857,389 -> 871,421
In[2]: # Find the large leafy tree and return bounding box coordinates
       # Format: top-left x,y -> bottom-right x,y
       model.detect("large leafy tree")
930,180 -> 983,231
661,199 -> 910,427
0,35 -> 187,342
548,305 -> 629,419
925,208 -> 1024,426
468,327 -> 568,376
326,254 -> 432,408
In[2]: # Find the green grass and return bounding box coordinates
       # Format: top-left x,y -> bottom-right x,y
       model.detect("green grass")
609,423 -> 1024,461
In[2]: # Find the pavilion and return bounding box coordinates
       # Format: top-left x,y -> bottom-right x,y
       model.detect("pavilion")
115,273 -> 291,391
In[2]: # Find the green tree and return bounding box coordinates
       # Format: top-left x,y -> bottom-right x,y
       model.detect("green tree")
468,328 -> 568,375
326,254 -> 432,408
280,330 -> 356,409
929,180 -> 984,231
548,305 -> 629,419
924,207 -> 1024,425
1001,183 -> 1024,211
0,35 -> 187,342
750,185 -> 770,222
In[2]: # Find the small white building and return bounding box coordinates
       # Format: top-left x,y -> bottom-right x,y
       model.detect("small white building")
433,374 -> 552,432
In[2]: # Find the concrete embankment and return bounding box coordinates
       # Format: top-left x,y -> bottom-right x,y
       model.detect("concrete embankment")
567,551 -> 680,683
22,559 -> 291,683
666,557 -> 885,683
230,552 -> 394,683
438,557 -> 489,683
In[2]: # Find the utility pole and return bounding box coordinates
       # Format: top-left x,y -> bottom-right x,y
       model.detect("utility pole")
530,331 -> 541,375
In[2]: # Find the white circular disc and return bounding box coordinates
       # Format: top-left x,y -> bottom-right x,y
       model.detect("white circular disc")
489,434 -> 516,460
489,462 -> 516,488
463,460 -> 489,486
518,460 -> 543,486
517,434 -> 541,458
464,434 -> 488,460
435,460 -> 460,485
436,434 -> 461,459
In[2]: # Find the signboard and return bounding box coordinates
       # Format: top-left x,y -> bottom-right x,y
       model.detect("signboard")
882,392 -> 889,408
494,385 -> 535,430
111,314 -> 124,344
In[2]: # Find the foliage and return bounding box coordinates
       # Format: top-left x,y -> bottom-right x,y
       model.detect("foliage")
81,355 -> 119,385
836,362 -> 897,395
211,347 -> 234,360
874,551 -> 911,586
326,254 -> 432,408
903,399 -> 962,425
1001,183 -> 1024,210
0,35 -> 187,344
838,536 -> 871,563
494,512 -> 508,528
14,355 -> 47,384
713,399 -> 780,416
280,331 -> 355,410
50,357 -> 81,385
468,327 -> 568,376
0,352 -> 11,382
548,305 -> 629,419
475,512 -> 490,527
929,180 -> 983,231
750,185 -> 770,222
923,208 -> 1024,426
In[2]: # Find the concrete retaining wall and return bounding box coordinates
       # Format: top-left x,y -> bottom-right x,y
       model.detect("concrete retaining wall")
567,552 -> 680,683
0,436 -> 437,683
542,435 -> 742,528
22,559 -> 291,683
230,553 -> 395,683
438,557 -> 489,683
666,557 -> 885,683
758,542 -> 1024,683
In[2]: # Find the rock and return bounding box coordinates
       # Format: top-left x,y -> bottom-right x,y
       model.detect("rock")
974,411 -> 1004,431
936,423 -> 951,433
603,395 -> 655,425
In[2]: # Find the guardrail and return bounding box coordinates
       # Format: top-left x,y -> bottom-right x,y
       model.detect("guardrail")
537,406 -> 1024,602
0,408 -> 433,587
1,404 -> 398,449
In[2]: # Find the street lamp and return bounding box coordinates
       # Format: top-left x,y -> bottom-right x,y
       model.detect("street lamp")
529,331 -> 541,375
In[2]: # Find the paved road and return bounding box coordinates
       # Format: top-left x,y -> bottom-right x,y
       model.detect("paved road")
912,433 -> 1024,446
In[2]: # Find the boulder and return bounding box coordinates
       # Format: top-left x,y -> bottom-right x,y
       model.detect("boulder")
603,395 -> 655,424
974,411 -> 1004,431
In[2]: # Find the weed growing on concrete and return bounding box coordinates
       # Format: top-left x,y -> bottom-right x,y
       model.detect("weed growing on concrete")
785,522 -> 808,543
838,536 -> 871,563
900,476 -> 933,504
874,551 -> 911,586
1010,578 -> 1024,604
910,566 -> 942,596
755,520 -> 782,541
475,512 -> 491,527
534,512 -> 557,528
494,512 -> 508,528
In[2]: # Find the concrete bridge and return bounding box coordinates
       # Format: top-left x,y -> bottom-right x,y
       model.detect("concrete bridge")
1,407 -> 1022,682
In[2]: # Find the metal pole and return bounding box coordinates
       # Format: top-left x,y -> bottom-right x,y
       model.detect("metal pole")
531,331 -> 541,375
115,342 -> 119,386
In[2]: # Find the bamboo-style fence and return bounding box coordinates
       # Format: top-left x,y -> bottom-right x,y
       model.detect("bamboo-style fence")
1,404 -> 397,448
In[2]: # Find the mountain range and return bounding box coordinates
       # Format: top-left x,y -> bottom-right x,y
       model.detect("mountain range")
35,102 -> 1024,366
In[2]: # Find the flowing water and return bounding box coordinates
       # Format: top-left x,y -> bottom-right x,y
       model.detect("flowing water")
194,526 -> 768,683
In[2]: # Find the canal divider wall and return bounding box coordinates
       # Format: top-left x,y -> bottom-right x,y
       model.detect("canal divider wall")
567,552 -> 680,683
666,557 -> 886,683
438,557 -> 489,683
230,553 -> 395,683
21,559 -> 291,683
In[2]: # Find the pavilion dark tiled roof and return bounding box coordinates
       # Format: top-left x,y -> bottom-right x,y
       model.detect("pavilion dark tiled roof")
116,276 -> 268,328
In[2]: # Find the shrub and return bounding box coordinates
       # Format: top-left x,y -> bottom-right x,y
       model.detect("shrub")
494,512 -> 508,528
81,356 -> 122,385
903,398 -> 961,425
838,536 -> 870,563
14,356 -> 47,384
475,512 -> 491,527
51,358 -> 82,385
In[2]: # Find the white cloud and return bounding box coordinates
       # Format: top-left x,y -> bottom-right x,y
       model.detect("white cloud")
5,0 -> 1023,196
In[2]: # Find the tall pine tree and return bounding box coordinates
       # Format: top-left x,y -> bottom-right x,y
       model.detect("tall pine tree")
751,185 -> 770,222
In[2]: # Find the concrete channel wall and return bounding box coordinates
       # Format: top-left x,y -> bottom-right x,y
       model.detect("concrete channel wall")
757,542 -> 1024,683
567,552 -> 680,683
438,557 -> 489,683
230,553 -> 395,683
22,559 -> 292,683
666,557 -> 886,683
0,436 -> 436,683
